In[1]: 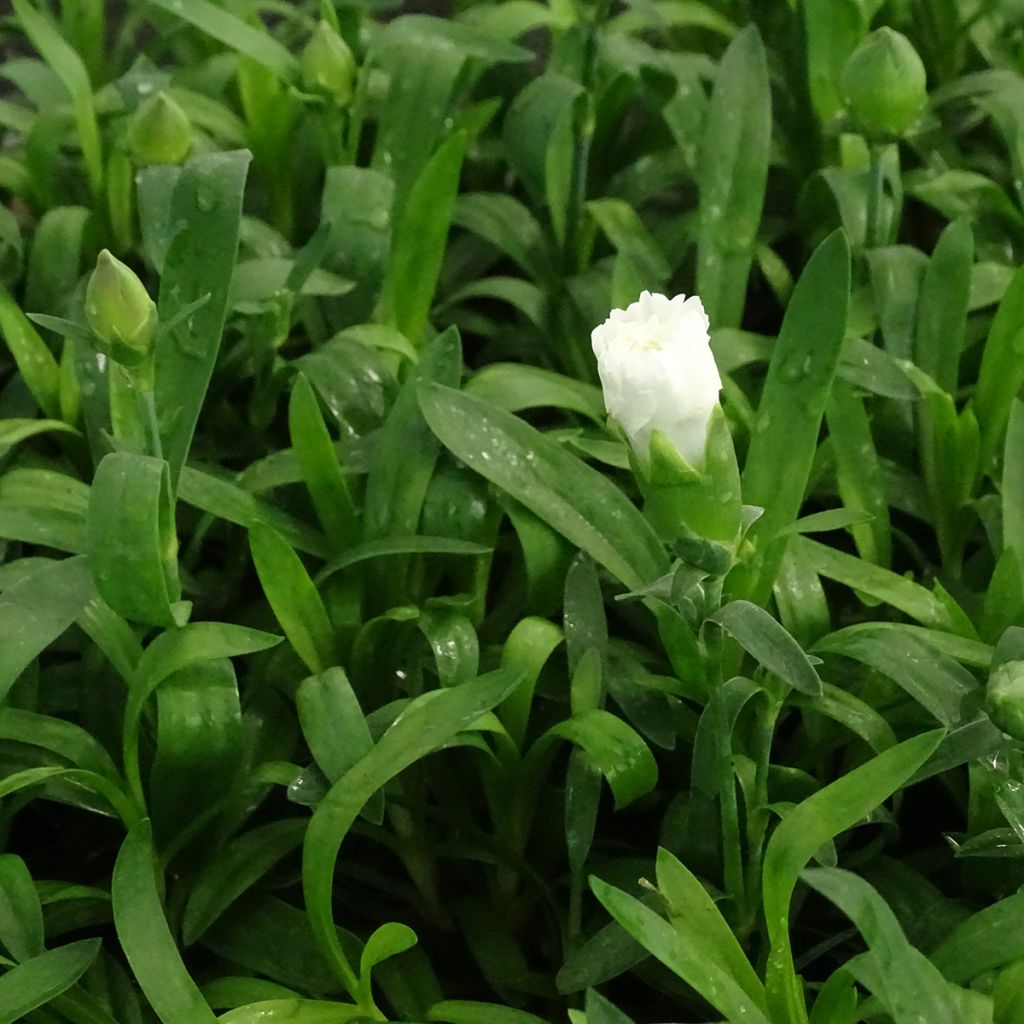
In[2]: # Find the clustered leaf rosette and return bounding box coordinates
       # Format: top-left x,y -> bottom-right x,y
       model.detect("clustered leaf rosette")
592,291 -> 747,577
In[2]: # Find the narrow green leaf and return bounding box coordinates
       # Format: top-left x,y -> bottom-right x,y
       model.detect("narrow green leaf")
112,820 -> 217,1024
0,556 -> 93,701
915,217 -> 973,396
146,0 -> 298,79
250,524 -> 336,674
697,25 -> 771,327
419,384 -> 669,591
0,939 -> 100,1024
655,848 -> 766,1011
182,820 -> 308,945
542,709 -> 657,809
976,264 -> 1024,473
178,465 -> 329,560
733,230 -> 851,603
0,283 -> 60,419
288,374 -> 357,553
0,856 -> 43,962
381,131 -> 467,342
762,731 -> 944,1024
1005,399 -> 1024,593
88,453 -> 185,629
803,868 -> 960,1024
591,878 -> 770,1024
155,151 -> 251,487
711,601 -> 823,696
11,0 -> 102,196
303,667 -> 523,995
150,659 -> 242,847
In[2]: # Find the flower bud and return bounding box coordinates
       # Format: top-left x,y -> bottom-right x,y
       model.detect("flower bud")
841,28 -> 927,140
987,660 -> 1024,741
591,291 -> 722,467
301,21 -> 356,106
85,250 -> 158,365
127,92 -> 192,166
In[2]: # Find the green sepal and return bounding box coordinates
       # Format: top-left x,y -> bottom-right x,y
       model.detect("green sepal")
635,407 -> 743,547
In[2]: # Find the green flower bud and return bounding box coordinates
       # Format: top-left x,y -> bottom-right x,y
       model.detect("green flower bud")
127,92 -> 193,166
987,660 -> 1024,741
841,28 -> 927,139
301,21 -> 356,105
86,250 -> 158,366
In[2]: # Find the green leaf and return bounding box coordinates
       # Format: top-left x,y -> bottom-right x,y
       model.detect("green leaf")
0,283 -> 60,419
540,709 -> 657,809
931,891 -> 1024,984
146,0 -> 298,79
1005,399 -> 1024,593
149,659 -> 242,848
428,1001 -> 551,1024
288,374 -> 357,553
827,382 -> 891,567
419,384 -> 668,591
296,669 -> 377,816
655,848 -> 767,1011
697,25 -> 771,328
802,868 -> 960,1024
154,150 -> 251,487
503,74 -> 582,228
803,0 -> 867,122
361,329 -> 462,606
0,556 -> 93,702
0,855 -> 43,962
0,418 -> 78,453
762,731 -> 944,1024
381,130 -> 467,343
112,820 -> 217,1024
711,601 -> 823,696
732,230 -> 851,603
357,922 -> 418,1009
303,666 -> 523,996
88,453 -> 185,629
177,465 -> 329,560
915,217 -> 973,397
182,819 -> 308,945
0,939 -> 101,1024
217,1000 -> 364,1024
11,0 -> 102,196
591,877 -> 770,1024
794,536 -> 965,632
250,524 -> 336,674
976,264 -> 1024,474
317,537 -> 491,582
813,625 -> 975,726
465,364 -> 605,421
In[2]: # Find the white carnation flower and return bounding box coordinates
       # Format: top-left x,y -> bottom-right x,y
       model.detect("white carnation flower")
591,291 -> 722,466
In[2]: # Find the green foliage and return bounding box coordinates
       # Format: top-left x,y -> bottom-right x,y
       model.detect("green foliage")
1,2 -> 1024,1023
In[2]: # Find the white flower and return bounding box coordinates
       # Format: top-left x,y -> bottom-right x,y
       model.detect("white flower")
591,291 -> 722,466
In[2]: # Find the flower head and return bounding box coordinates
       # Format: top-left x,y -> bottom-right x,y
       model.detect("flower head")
86,249 -> 158,365
301,21 -> 356,106
841,28 -> 927,140
128,92 -> 192,166
591,291 -> 722,466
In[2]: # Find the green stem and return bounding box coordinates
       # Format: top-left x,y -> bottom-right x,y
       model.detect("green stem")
135,384 -> 163,462
865,144 -> 885,249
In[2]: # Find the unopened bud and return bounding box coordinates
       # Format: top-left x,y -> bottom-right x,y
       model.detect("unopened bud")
128,92 -> 192,166
841,28 -> 927,140
85,250 -> 158,365
301,21 -> 356,105
987,660 -> 1024,742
